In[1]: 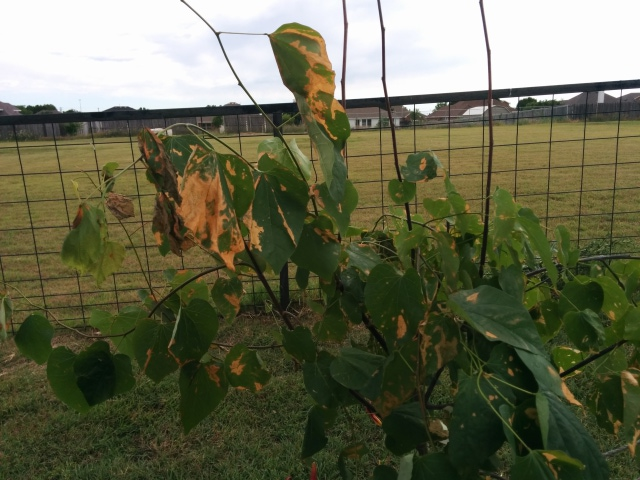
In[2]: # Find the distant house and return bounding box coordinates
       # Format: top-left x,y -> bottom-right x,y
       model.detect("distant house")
426,99 -> 514,122
222,102 -> 268,134
0,101 -> 21,116
560,92 -> 617,106
346,106 -> 411,129
619,92 -> 640,104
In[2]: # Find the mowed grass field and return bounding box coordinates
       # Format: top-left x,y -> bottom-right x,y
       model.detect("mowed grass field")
1,120 -> 640,478
1,119 -> 639,327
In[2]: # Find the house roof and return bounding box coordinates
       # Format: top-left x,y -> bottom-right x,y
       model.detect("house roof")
0,101 -> 22,116
427,99 -> 513,118
620,92 -> 640,103
103,106 -> 136,112
560,92 -> 617,106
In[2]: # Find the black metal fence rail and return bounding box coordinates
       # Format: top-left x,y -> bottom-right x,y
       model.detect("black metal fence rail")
1,79 -> 639,331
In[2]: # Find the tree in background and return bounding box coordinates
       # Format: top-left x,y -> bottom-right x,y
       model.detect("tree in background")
517,97 -> 562,110
17,104 -> 58,114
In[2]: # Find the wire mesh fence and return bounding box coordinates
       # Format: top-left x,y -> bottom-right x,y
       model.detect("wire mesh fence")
1,79 -> 639,331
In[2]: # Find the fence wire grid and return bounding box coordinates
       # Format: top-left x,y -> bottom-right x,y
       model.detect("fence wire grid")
1,79 -> 639,331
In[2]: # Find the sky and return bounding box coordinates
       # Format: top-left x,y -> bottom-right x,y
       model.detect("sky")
1,0 -> 638,113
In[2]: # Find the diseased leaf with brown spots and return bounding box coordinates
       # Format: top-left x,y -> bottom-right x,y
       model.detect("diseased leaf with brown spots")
138,128 -> 182,203
105,192 -> 135,219
400,151 -> 441,183
152,192 -> 193,256
211,276 -> 243,323
177,146 -> 245,270
364,264 -> 425,348
224,344 -> 271,393
269,23 -> 349,201
419,312 -> 460,375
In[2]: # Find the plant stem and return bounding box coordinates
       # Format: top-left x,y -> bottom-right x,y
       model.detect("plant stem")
376,0 -> 413,234
559,339 -> 627,378
478,0 -> 494,278
241,240 -> 293,330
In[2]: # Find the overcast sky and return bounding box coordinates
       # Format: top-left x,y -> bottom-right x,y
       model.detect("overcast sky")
1,0 -> 638,112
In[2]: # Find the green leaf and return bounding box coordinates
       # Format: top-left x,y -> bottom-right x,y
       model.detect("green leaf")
373,348 -> 417,417
211,276 -> 243,323
444,175 -> 483,235
290,216 -> 340,280
14,313 -> 53,364
281,325 -> 317,363
303,350 -> 350,408
493,187 -> 518,245
61,204 -> 125,286
179,360 -> 228,434
301,405 -> 336,458
92,240 -> 126,286
311,180 -> 358,237
511,450 -> 584,480
133,318 -> 178,382
400,151 -> 441,182
382,402 -> 428,455
330,347 -> 385,390
537,299 -> 563,343
46,347 -> 90,413
314,299 -> 349,342
623,306 -> 640,342
73,341 -> 134,406
169,299 -> 219,365
89,306 -> 145,358
346,243 -> 382,277
448,373 -> 514,474
388,179 -> 416,204
364,264 -> 425,347
224,344 -> 270,392
563,310 -> 606,352
516,348 -> 580,405
449,285 -> 545,354
555,225 -> 580,268
258,136 -> 312,182
621,369 -> 640,456
411,453 -> 460,480
537,391 -> 610,480
593,276 -> 629,323
423,198 -> 451,223
559,279 -> 604,315
169,270 -> 210,306
516,210 -> 558,285
249,155 -> 309,273
432,231 -> 460,291
486,344 -> 537,401
588,374 -> 624,435
373,465 -> 398,480
552,346 -> 586,376
499,264 -> 525,301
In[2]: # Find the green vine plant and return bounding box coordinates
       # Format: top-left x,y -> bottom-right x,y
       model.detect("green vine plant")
6,2 -> 640,479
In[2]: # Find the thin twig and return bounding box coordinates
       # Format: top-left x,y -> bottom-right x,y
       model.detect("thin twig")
376,0 -> 413,234
525,253 -> 640,278
559,339 -> 627,378
478,0 -> 494,278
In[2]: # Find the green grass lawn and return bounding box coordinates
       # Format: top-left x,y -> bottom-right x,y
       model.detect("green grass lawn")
1,120 -> 639,326
1,315 -> 638,479
0,315 -> 390,480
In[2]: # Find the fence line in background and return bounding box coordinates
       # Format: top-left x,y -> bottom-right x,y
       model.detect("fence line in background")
1,79 -> 639,330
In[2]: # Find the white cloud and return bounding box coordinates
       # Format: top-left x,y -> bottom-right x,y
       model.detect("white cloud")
1,0 -> 637,111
